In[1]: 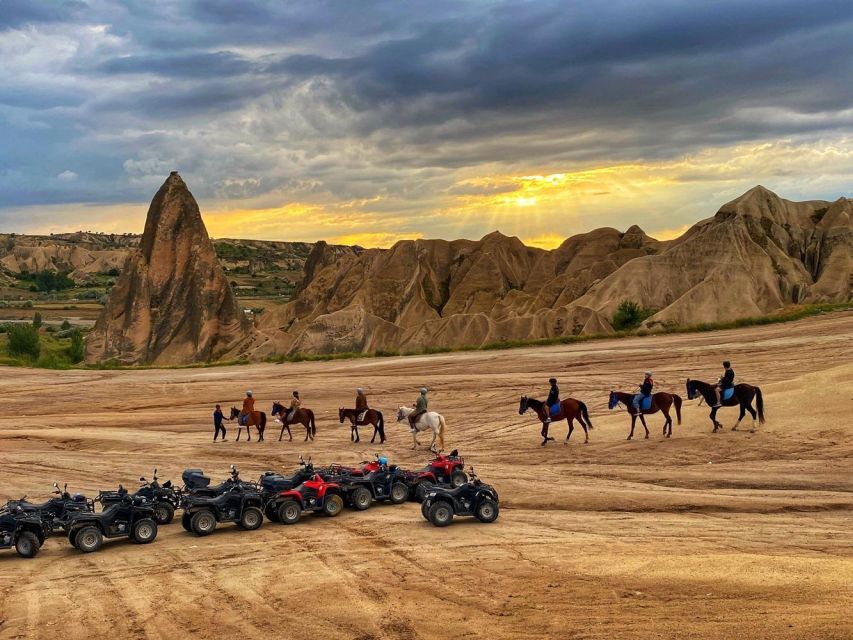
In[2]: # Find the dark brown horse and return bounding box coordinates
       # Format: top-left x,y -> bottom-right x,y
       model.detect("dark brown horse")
339,408 -> 386,444
518,396 -> 594,446
686,379 -> 765,433
229,407 -> 267,442
608,391 -> 681,439
272,401 -> 317,442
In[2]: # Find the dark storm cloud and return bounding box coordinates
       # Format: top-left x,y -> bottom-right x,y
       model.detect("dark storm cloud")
2,0 -> 853,219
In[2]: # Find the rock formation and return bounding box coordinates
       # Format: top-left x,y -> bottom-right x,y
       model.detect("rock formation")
85,172 -> 253,365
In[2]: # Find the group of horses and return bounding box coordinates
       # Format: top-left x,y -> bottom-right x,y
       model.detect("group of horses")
222,377 -> 764,450
227,403 -> 447,452
519,378 -> 765,446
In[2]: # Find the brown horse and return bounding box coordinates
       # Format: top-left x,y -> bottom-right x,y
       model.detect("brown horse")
339,408 -> 386,444
518,396 -> 594,446
686,379 -> 764,432
229,407 -> 267,442
272,401 -> 317,442
608,391 -> 682,439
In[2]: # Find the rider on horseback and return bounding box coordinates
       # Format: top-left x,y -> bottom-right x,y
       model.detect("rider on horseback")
409,388 -> 428,432
713,361 -> 735,407
355,388 -> 368,423
238,391 -> 254,426
544,378 -> 559,424
633,371 -> 654,412
288,391 -> 301,421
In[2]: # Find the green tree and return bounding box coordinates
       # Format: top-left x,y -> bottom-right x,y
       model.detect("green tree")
6,323 -> 41,359
61,319 -> 72,330
68,329 -> 85,363
612,300 -> 656,331
32,311 -> 43,328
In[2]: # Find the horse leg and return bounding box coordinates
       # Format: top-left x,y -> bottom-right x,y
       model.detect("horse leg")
746,400 -> 758,432
640,414 -> 649,439
278,424 -> 285,442
628,414 -> 636,440
287,425 -> 293,442
429,428 -> 438,453
411,429 -> 418,450
541,421 -> 553,446
710,407 -> 722,433
733,403 -> 746,431
565,417 -> 574,443
662,410 -> 672,438
236,427 -> 241,442
581,416 -> 589,444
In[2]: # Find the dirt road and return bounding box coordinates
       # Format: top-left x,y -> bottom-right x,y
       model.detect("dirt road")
1,312 -> 852,639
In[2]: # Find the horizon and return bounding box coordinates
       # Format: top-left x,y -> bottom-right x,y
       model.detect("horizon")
2,1 -> 853,248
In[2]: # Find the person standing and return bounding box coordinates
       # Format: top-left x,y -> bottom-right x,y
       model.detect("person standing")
213,404 -> 228,442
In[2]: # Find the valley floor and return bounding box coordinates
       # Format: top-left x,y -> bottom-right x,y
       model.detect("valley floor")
1,312 -> 852,639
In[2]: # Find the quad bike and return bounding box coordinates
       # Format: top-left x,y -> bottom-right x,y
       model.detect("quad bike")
325,453 -> 384,478
420,468 -> 499,527
258,456 -> 317,500
181,465 -> 254,501
97,469 -> 182,525
181,465 -> 264,536
266,474 -> 345,524
0,509 -> 45,558
332,462 -> 410,511
4,482 -> 93,534
404,449 -> 468,501
66,494 -> 158,553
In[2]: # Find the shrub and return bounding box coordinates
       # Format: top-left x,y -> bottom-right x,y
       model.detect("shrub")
61,320 -> 72,330
612,300 -> 657,331
32,311 -> 42,328
68,328 -> 85,363
6,323 -> 40,359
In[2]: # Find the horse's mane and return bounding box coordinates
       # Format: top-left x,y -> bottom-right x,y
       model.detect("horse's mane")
525,397 -> 544,409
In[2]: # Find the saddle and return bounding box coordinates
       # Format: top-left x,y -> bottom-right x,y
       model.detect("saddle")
639,395 -> 653,411
722,387 -> 735,401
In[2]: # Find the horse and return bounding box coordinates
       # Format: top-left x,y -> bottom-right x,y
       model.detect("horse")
396,406 -> 445,453
518,396 -> 594,446
608,391 -> 682,440
686,379 -> 765,433
339,408 -> 386,444
271,401 -> 317,442
229,407 -> 267,442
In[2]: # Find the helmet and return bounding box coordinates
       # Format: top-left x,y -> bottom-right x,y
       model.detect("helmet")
378,456 -> 388,466
356,387 -> 364,393
645,371 -> 652,377
549,378 -> 557,384
246,390 -> 253,396
420,387 -> 428,394
723,360 -> 731,368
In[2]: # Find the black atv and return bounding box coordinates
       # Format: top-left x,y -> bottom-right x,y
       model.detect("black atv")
181,465 -> 264,536
420,468 -> 499,527
181,466 -> 254,500
97,469 -> 181,525
334,464 -> 410,511
66,494 -> 158,553
0,508 -> 45,558
4,482 -> 93,534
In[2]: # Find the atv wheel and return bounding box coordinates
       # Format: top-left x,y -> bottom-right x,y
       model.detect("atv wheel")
265,503 -> 280,523
68,528 -> 79,549
15,531 -> 40,558
415,482 -> 433,502
350,486 -> 372,511
450,470 -> 467,488
277,500 -> 301,525
474,498 -> 499,523
181,512 -> 192,532
75,526 -> 104,553
390,482 -> 409,504
421,501 -> 431,521
132,518 -> 158,543
154,502 -> 175,525
323,494 -> 344,517
238,507 -> 263,530
190,510 -> 217,536
428,501 -> 454,527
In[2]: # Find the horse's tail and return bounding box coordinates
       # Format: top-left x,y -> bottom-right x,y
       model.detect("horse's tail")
579,401 -> 593,430
438,414 -> 446,450
755,386 -> 765,424
310,410 -> 317,436
260,411 -> 267,430
377,410 -> 384,432
673,394 -> 682,425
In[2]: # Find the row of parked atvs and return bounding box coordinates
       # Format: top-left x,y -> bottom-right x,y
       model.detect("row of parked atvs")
1,450 -> 499,558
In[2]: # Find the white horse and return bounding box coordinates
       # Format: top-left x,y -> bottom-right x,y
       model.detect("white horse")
396,406 -> 446,452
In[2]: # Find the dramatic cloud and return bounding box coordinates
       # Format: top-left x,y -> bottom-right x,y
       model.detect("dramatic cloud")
2,0 -> 852,245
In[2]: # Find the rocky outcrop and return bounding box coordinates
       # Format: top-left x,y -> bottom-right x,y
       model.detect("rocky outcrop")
85,172 -> 253,365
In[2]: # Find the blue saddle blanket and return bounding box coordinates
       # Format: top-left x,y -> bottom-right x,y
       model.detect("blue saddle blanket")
722,387 -> 734,401
633,394 -> 652,411
549,403 -> 561,417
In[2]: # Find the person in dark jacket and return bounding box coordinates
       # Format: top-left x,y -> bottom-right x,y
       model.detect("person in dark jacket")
213,404 -> 228,442
409,388 -> 428,431
633,371 -> 654,412
355,388 -> 368,422
545,378 -> 560,424
714,361 -> 735,407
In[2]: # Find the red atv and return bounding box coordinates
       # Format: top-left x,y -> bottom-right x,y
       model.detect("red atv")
266,475 -> 345,524
405,449 -> 468,501
326,454 -> 383,478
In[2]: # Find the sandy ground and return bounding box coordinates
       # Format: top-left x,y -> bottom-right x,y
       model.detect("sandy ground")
1,312 -> 852,640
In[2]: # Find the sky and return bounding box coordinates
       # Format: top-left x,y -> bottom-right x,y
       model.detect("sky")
2,0 -> 853,248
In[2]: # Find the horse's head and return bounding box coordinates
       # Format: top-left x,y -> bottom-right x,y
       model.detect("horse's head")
685,379 -> 697,400
229,406 -> 240,419
518,395 -> 529,415
271,401 -> 283,416
396,406 -> 406,422
338,408 -> 345,423
607,391 -> 619,410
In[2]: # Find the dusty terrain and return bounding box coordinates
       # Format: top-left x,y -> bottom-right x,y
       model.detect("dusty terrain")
1,312 -> 852,639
